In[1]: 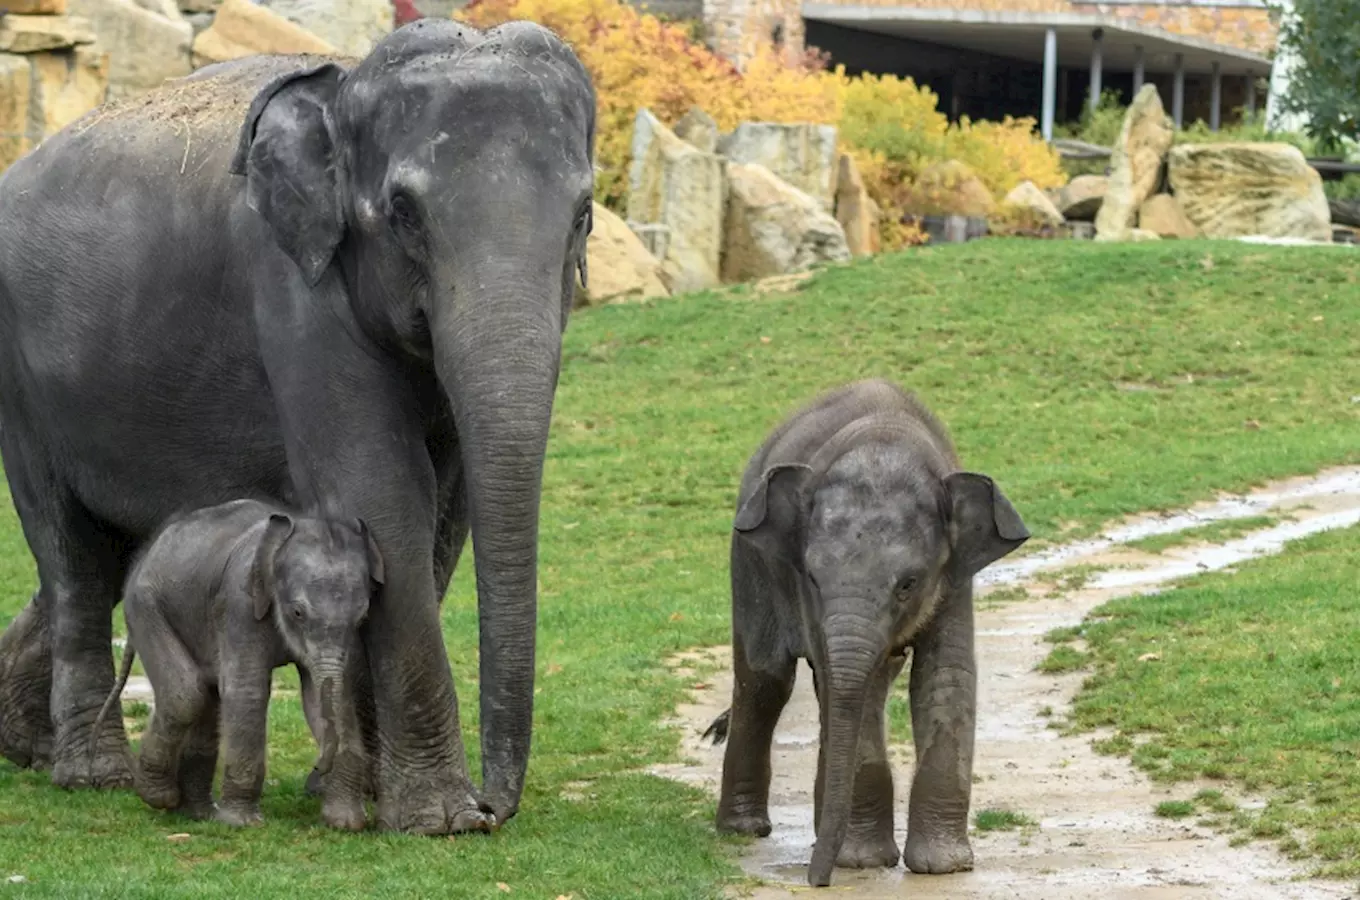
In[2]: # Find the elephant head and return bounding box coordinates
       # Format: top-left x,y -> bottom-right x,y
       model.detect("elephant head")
735,444 -> 1028,886
250,513 -> 385,775
230,20 -> 596,812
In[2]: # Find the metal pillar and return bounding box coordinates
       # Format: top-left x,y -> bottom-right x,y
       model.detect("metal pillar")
1132,44 -> 1144,93
1172,53 -> 1185,128
1089,27 -> 1104,110
1245,73 -> 1257,119
1210,61 -> 1222,130
1042,27 -> 1057,141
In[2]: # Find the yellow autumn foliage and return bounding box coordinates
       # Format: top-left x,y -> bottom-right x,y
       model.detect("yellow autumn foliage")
456,0 -> 1064,250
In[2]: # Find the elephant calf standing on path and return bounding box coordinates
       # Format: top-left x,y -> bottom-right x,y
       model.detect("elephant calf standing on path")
94,500 -> 384,830
707,378 -> 1031,887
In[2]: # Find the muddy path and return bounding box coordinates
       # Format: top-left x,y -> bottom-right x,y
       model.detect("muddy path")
650,467 -> 1360,899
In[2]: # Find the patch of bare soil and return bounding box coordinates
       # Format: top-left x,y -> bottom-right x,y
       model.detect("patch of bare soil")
650,467 -> 1360,899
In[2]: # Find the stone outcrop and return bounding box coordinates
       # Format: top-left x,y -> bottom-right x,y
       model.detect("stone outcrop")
1167,143 -> 1332,242
252,0 -> 390,57
1095,84 -> 1174,241
722,161 -> 850,283
192,0 -> 335,66
576,202 -> 669,307
0,54 -> 31,167
0,0 -> 67,13
0,13 -> 95,52
718,121 -> 838,211
1137,193 -> 1198,239
1057,174 -> 1107,221
901,159 -> 995,218
673,106 -> 718,154
1003,180 -> 1064,227
628,108 -> 727,294
834,151 -> 879,257
68,0 -> 190,99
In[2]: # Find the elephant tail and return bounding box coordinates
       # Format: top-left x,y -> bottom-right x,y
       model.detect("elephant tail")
702,708 -> 730,746
90,638 -> 137,775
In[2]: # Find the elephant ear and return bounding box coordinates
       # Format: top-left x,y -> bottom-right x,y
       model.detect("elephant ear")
944,472 -> 1030,578
355,518 -> 385,588
231,63 -> 346,287
733,463 -> 813,561
249,513 -> 296,622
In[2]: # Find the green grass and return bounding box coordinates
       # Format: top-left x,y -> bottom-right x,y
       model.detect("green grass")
1059,524 -> 1360,877
973,809 -> 1036,832
1124,515 -> 1280,555
1037,645 -> 1091,674
1154,800 -> 1196,820
1,239 -> 1359,895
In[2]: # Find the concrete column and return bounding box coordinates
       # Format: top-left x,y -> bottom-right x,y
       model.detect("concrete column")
1132,44 -> 1144,93
1172,53 -> 1185,128
1246,72 -> 1257,118
1089,27 -> 1104,110
1210,61 -> 1222,130
1042,27 -> 1057,141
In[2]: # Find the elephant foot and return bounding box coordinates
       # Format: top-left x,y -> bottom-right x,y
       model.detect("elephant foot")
175,798 -> 218,821
215,805 -> 264,828
904,831 -> 973,875
305,766 -> 325,797
837,830 -> 901,869
135,766 -> 182,811
52,744 -> 134,791
716,801 -> 772,837
322,796 -> 368,832
374,769 -> 494,836
0,598 -> 54,770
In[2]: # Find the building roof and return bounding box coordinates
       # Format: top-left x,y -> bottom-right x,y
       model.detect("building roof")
800,4 -> 1273,76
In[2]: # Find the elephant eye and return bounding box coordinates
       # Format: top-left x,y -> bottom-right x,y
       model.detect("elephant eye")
390,191 -> 420,232
894,576 -> 918,602
291,606 -> 305,621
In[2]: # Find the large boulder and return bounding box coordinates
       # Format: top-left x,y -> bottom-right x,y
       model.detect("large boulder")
30,44 -> 108,136
628,108 -> 726,294
1057,174 -> 1107,221
901,159 -> 995,218
722,162 -> 850,283
834,151 -> 879,257
1167,143 -> 1332,242
192,0 -> 334,66
718,122 -> 838,211
67,0 -> 190,99
1003,180 -> 1064,227
0,53 -> 31,168
1095,83 -> 1174,241
253,0 -> 391,57
575,202 -> 669,307
0,14 -> 95,52
673,106 -> 718,154
1137,193 -> 1198,239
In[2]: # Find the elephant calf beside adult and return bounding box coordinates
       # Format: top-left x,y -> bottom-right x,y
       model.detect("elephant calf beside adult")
0,19 -> 596,834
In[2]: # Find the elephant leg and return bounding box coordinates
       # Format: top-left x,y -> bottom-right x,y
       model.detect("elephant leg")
217,667 -> 273,828
1,446 -> 133,790
905,583 -> 977,875
716,539 -> 797,838
837,656 -> 905,870
133,622 -> 207,811
175,690 -> 220,820
0,590 -> 54,770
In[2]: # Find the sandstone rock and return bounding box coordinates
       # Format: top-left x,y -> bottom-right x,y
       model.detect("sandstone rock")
673,106 -> 718,154
722,162 -> 850,283
192,0 -> 335,66
0,53 -> 31,168
254,0 -> 391,57
68,0 -> 191,99
177,0 -> 218,12
30,44 -> 108,138
627,108 -> 726,294
0,0 -> 66,14
718,121 -> 838,211
576,202 -> 669,307
131,0 -> 181,18
834,152 -> 879,257
1095,84 -> 1174,241
0,14 -> 95,52
1129,228 -> 1161,242
1058,174 -> 1106,221
901,159 -> 995,218
1137,193 -> 1198,239
1003,180 -> 1064,227
1168,143 -> 1331,242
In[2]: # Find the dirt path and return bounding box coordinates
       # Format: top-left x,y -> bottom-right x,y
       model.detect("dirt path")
650,467 -> 1360,899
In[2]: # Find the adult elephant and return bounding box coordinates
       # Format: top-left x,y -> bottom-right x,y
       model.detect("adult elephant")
0,18 -> 595,834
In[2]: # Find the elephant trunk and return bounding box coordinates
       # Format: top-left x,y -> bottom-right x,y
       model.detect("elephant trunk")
432,257 -> 564,820
312,657 -> 348,777
808,607 -> 882,887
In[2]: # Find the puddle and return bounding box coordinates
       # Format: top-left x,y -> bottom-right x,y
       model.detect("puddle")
654,467 -> 1360,899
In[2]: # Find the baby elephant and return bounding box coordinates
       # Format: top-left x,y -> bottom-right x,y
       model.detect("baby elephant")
93,499 -> 383,830
708,379 -> 1030,887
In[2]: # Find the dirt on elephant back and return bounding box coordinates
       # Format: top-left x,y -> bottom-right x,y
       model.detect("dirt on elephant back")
649,468 -> 1360,900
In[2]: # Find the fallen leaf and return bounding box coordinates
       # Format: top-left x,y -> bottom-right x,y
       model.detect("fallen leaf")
497,883 -> 511,893
1333,677 -> 1342,689
555,895 -> 574,900
7,875 -> 28,884
166,833 -> 191,843
1199,254 -> 1214,271
1138,653 -> 1161,662
669,612 -> 684,622
1243,419 -> 1261,431
546,663 -> 563,676
1312,315 -> 1324,322
759,336 -> 771,344
692,682 -> 710,690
